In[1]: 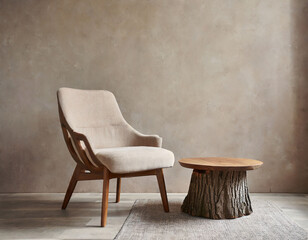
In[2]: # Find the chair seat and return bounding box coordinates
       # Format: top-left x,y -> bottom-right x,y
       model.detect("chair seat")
94,146 -> 174,174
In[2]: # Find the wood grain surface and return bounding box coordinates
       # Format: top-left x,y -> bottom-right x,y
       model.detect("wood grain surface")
179,157 -> 263,171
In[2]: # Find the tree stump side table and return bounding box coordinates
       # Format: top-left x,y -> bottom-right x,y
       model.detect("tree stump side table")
179,157 -> 263,219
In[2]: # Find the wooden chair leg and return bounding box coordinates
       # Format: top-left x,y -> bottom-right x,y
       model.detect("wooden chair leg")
116,178 -> 121,203
62,165 -> 82,209
156,169 -> 169,212
101,168 -> 110,227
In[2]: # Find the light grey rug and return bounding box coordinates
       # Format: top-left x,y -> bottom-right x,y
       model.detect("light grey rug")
115,199 -> 307,240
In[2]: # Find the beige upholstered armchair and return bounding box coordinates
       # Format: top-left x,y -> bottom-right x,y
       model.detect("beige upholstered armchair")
57,88 -> 174,227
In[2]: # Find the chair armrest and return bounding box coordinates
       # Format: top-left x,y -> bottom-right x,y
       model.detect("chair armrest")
131,128 -> 162,147
70,131 -> 105,169
58,102 -> 104,170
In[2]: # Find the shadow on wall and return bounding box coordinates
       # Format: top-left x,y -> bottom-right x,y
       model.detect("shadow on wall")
291,1 -> 308,190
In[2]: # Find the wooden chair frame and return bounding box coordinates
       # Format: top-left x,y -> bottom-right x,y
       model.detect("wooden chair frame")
57,98 -> 169,227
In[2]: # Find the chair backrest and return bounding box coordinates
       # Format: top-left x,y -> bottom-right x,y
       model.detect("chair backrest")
57,88 -> 133,149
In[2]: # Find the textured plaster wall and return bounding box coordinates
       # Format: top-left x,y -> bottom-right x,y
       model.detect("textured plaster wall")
0,0 -> 307,193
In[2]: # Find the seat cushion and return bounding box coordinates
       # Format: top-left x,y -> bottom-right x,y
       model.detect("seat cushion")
94,146 -> 174,173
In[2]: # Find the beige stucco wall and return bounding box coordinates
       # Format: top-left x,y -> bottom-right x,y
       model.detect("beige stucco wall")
0,0 -> 307,193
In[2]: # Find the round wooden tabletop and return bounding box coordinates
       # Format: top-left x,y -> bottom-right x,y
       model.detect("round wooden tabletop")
179,157 -> 263,171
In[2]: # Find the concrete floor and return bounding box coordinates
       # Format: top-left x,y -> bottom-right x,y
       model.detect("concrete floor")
0,193 -> 307,240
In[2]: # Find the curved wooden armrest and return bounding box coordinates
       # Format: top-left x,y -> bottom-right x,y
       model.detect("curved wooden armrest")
58,100 -> 106,172
70,131 -> 106,170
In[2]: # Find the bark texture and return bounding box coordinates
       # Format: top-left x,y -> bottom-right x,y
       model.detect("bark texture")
182,170 -> 252,219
